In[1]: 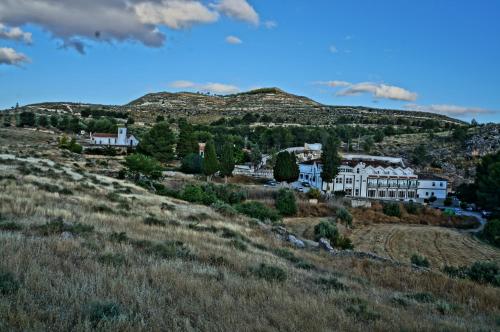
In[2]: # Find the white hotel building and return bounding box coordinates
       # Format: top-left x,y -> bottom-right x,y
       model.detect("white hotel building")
298,154 -> 447,201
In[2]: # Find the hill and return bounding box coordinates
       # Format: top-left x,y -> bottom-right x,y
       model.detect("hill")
8,87 -> 465,125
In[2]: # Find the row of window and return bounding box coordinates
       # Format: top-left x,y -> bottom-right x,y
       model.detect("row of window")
367,190 -> 416,199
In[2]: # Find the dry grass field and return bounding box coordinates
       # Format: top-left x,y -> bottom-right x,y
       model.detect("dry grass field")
1,127 -> 500,331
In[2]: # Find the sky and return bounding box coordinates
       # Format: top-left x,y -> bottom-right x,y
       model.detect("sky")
0,0 -> 499,123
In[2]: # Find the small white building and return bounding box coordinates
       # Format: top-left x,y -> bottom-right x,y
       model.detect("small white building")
90,127 -> 139,147
416,174 -> 448,200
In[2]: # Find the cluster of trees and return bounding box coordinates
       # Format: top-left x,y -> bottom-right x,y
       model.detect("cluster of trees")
80,108 -> 128,119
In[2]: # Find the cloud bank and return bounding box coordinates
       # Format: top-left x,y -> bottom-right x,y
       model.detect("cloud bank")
317,80 -> 417,102
0,0 -> 259,53
169,80 -> 240,94
405,104 -> 493,117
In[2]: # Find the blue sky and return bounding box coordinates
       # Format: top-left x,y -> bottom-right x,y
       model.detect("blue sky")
0,0 -> 499,122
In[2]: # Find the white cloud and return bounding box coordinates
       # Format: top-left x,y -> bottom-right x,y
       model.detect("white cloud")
315,80 -> 351,87
0,47 -> 30,66
264,20 -> 277,29
329,45 -> 338,54
212,0 -> 259,25
169,80 -> 197,89
405,104 -> 493,117
0,0 -> 260,53
337,82 -> 417,101
133,1 -> 219,29
169,80 -> 240,94
316,80 -> 417,101
225,35 -> 242,44
0,23 -> 32,44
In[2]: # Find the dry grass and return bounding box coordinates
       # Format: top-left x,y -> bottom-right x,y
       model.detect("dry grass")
0,127 -> 499,331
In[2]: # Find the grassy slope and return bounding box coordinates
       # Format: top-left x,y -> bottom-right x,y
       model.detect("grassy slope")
0,128 -> 499,331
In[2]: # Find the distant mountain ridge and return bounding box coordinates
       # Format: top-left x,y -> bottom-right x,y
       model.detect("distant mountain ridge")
7,87 -> 465,125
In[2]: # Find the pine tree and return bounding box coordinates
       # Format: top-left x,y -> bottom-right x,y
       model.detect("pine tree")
202,140 -> 219,181
176,121 -> 198,158
321,135 -> 341,191
137,122 -> 176,163
219,141 -> 235,183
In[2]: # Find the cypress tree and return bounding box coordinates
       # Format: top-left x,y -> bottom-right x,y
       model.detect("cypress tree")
273,151 -> 299,183
321,135 -> 341,191
202,140 -> 219,181
219,141 -> 235,183
176,121 -> 198,159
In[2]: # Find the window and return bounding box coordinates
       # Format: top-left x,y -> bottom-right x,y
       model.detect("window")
426,192 -> 429,196
368,190 -> 376,198
305,175 -> 309,180
357,168 -> 360,174
440,182 -> 443,187
379,191 -> 386,198
398,191 -> 405,198
345,189 -> 352,195
300,174 -> 304,180
408,191 -> 416,198
389,191 -> 396,198
346,178 -> 353,184
355,189 -> 360,196
432,182 -> 436,187
335,177 -> 343,184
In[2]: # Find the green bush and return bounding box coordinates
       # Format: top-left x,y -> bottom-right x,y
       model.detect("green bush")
252,263 -> 287,282
467,261 -> 499,286
411,254 -> 430,268
482,219 -> 500,248
316,277 -> 347,291
98,253 -> 127,267
336,236 -> 354,250
180,184 -> 217,205
275,189 -> 297,216
0,269 -> 20,294
383,203 -> 402,217
336,208 -> 353,227
34,220 -> 94,236
211,201 -> 238,216
0,221 -> 24,231
405,292 -> 435,303
109,232 -> 129,243
143,217 -> 166,227
307,188 -> 321,200
85,301 -> 123,325
143,241 -> 193,260
229,239 -> 248,251
180,153 -> 203,174
314,220 -> 338,243
404,201 -> 419,214
236,201 -> 281,223
443,197 -> 453,206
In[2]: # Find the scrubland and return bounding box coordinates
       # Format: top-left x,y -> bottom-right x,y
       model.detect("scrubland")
0,127 -> 499,331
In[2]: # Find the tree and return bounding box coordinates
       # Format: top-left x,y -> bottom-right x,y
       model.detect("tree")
362,136 -> 374,153
38,115 -> 49,127
273,151 -> 299,183
137,122 -> 176,163
50,115 -> 59,127
475,152 -> 500,211
180,153 -> 203,174
156,115 -> 165,123
373,130 -> 385,143
482,219 -> 500,247
321,135 -> 341,191
125,154 -> 163,180
176,121 -> 198,159
275,189 -> 297,216
219,141 -> 235,183
411,144 -> 430,166
202,140 -> 219,181
452,126 -> 468,145
18,111 -> 35,127
249,144 -> 262,169
69,117 -> 81,133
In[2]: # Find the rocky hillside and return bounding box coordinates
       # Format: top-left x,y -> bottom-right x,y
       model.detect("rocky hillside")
10,87 -> 465,125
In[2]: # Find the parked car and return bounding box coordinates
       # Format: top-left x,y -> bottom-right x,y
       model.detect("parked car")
301,182 -> 310,187
264,180 -> 277,187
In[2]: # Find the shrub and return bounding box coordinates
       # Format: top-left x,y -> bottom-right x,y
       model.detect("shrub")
314,220 -> 338,243
98,253 -> 127,267
236,201 -> 281,223
180,184 -> 217,205
0,221 -> 24,231
316,277 -> 347,291
411,254 -> 430,268
383,203 -> 401,217
336,236 -> 354,250
144,241 -> 193,260
404,201 -> 419,214
467,261 -> 499,286
275,189 -> 297,216
252,263 -> 287,282
85,301 -> 123,325
405,292 -> 435,303
274,248 -> 300,263
34,220 -> 94,236
482,219 -> 500,248
307,188 -> 321,200
109,232 -> 129,243
0,269 -> 20,294
229,239 -> 248,251
346,302 -> 380,321
211,201 -> 238,216
336,208 -> 353,227
143,217 -> 166,227
443,197 -> 453,206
